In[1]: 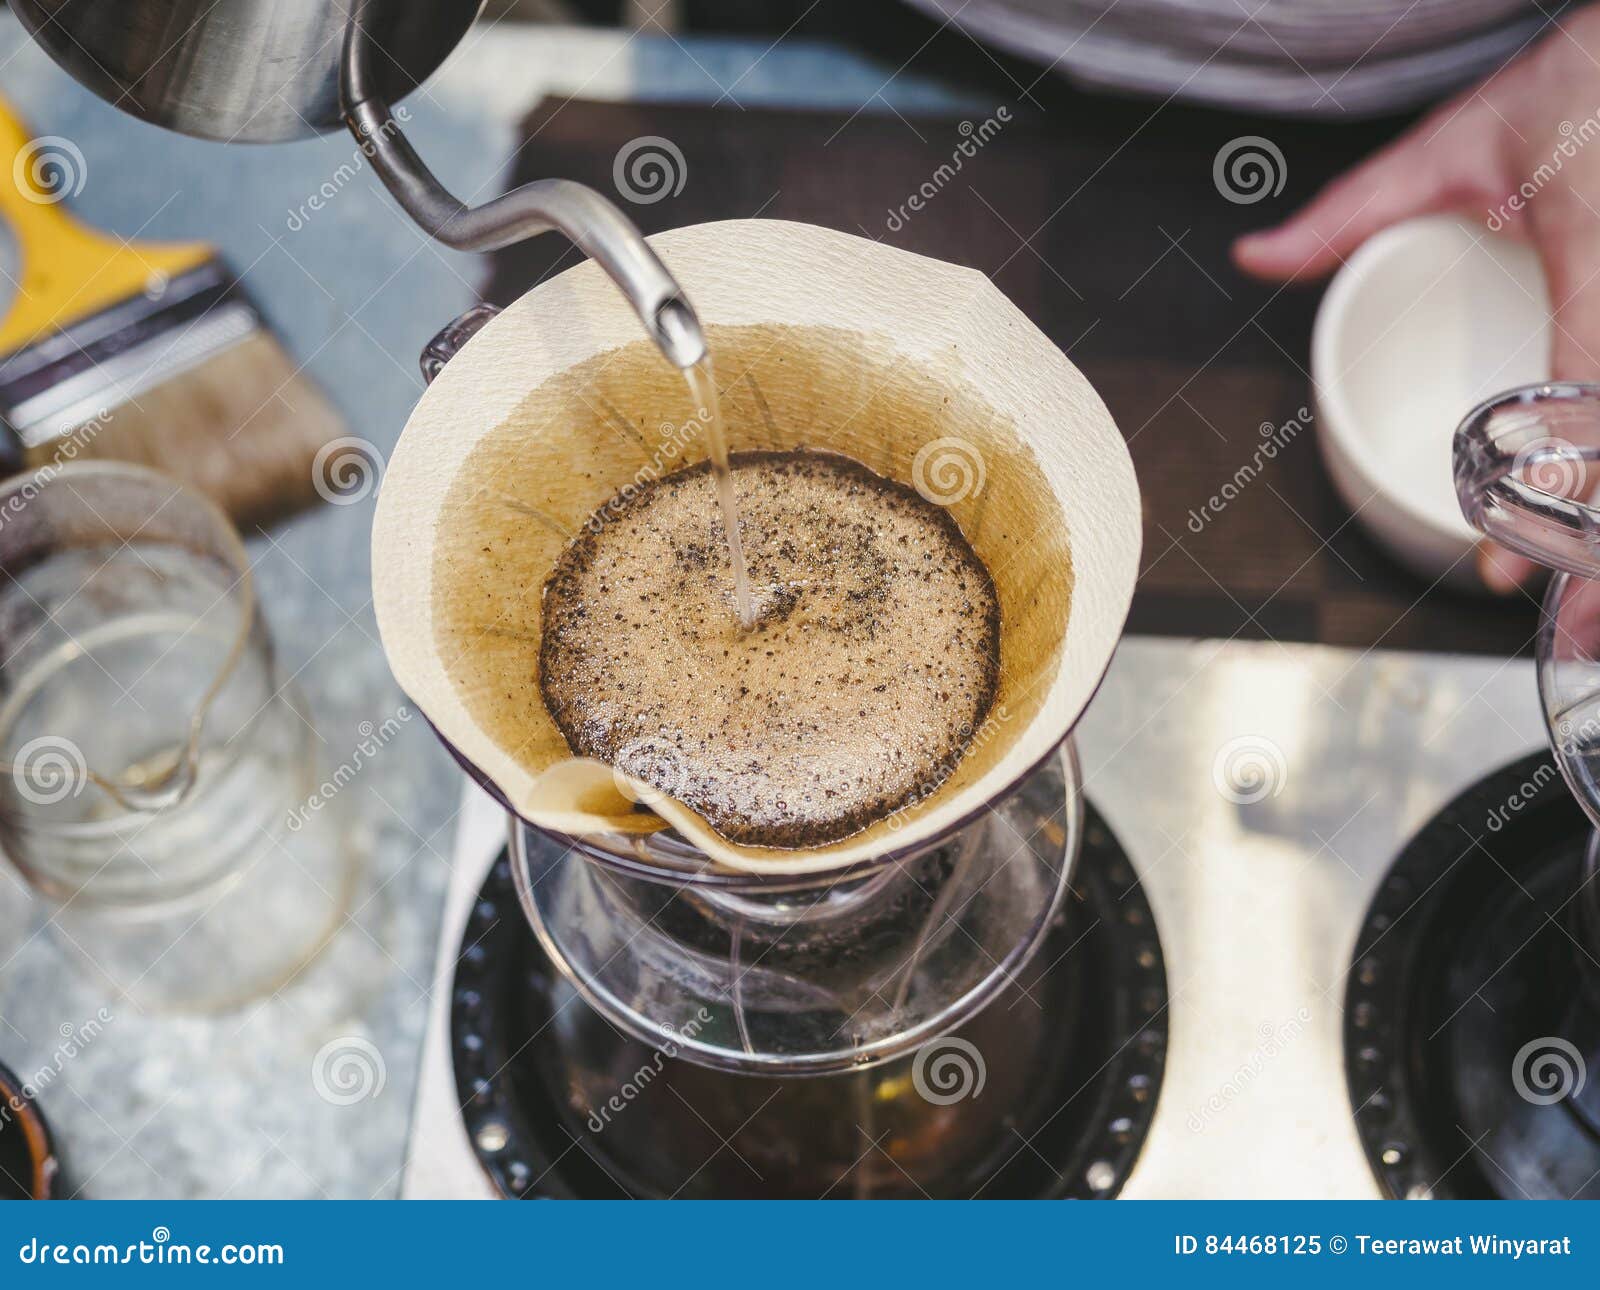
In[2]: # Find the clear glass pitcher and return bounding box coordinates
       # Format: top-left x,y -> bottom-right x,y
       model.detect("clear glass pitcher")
1455,383 -> 1600,960
1456,384 -> 1600,819
0,462 -> 357,1011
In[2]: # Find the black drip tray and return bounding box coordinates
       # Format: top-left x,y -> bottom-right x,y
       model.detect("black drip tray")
1347,750 -> 1600,1199
451,804 -> 1168,1198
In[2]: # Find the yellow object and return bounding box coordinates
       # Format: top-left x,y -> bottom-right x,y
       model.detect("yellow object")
0,92 -> 212,354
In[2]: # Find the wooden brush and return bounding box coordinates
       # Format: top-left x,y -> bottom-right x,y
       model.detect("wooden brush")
0,94 -> 344,529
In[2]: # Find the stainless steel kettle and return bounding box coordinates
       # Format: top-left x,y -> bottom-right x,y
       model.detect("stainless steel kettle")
10,0 -> 480,143
9,0 -> 707,368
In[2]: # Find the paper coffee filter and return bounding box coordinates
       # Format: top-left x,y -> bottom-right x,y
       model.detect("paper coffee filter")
372,220 -> 1139,874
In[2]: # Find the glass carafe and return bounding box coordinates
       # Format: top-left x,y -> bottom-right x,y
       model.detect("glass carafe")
0,463 -> 358,1011
1454,382 -> 1600,958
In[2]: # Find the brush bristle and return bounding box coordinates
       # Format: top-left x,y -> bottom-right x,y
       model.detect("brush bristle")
22,332 -> 347,531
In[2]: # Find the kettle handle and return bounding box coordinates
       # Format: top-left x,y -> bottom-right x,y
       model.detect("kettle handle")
1454,382 -> 1600,579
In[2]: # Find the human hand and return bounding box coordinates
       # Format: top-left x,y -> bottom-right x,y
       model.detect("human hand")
1233,8 -> 1600,592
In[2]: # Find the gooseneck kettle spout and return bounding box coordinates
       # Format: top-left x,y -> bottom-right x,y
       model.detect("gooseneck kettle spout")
5,0 -> 707,369
338,20 -> 707,371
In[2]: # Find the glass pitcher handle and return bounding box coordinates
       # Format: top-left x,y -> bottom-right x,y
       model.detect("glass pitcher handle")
1454,382 -> 1600,578
419,303 -> 501,385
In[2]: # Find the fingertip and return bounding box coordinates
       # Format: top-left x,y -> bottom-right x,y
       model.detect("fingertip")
1231,226 -> 1335,282
1476,542 -> 1534,595
1547,327 -> 1600,385
1231,230 -> 1298,281
1231,230 -> 1273,274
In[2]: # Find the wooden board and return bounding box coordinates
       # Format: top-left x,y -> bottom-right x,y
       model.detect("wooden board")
485,93 -> 1540,655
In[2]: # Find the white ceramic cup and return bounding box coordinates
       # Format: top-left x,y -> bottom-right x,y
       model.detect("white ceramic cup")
1312,214 -> 1551,589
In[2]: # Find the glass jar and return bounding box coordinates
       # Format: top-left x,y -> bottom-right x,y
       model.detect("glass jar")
0,463 -> 357,1012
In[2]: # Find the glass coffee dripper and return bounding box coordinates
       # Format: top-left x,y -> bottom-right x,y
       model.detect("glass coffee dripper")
419,305 -> 1080,1075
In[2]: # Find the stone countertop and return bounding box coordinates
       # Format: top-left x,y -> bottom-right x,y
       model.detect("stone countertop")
0,16 -> 973,1198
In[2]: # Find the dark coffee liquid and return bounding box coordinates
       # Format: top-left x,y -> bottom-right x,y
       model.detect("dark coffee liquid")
540,450 -> 1000,848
